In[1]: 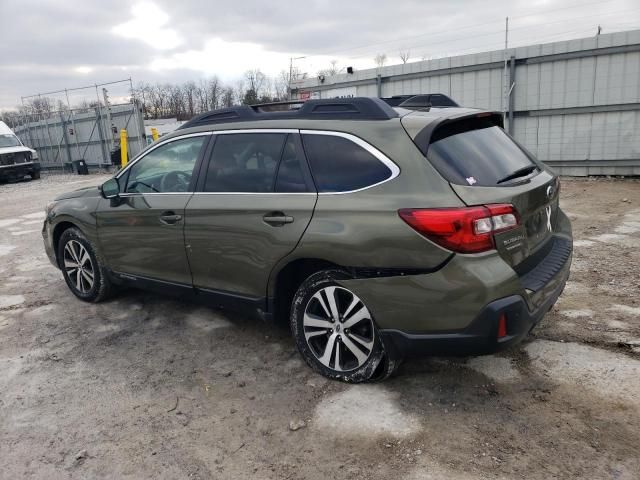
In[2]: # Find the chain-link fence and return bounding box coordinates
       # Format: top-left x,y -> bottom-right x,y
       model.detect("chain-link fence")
13,102 -> 146,172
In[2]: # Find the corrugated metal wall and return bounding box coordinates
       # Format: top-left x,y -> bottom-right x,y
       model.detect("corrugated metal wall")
292,29 -> 640,175
13,103 -> 146,169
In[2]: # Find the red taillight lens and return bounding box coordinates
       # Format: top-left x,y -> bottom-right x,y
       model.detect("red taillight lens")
398,204 -> 520,254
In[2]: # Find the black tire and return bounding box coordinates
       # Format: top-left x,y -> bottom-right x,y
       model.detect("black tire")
57,227 -> 113,303
291,269 -> 396,383
30,170 -> 41,180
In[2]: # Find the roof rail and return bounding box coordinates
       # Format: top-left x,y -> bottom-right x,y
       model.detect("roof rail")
178,97 -> 399,129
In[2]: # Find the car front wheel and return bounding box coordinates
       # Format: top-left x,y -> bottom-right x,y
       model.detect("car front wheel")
58,227 -> 112,302
291,269 -> 395,382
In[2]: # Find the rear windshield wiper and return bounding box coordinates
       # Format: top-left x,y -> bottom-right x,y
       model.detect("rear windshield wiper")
496,165 -> 538,184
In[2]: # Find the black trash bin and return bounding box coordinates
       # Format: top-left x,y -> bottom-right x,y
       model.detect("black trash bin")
110,147 -> 121,166
72,159 -> 89,175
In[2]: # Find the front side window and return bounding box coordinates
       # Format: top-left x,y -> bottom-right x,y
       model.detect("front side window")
301,134 -> 393,193
125,136 -> 205,193
204,133 -> 287,193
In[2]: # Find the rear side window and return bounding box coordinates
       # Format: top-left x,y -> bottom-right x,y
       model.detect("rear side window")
204,133 -> 286,192
427,118 -> 536,187
301,134 -> 393,193
275,135 -> 308,193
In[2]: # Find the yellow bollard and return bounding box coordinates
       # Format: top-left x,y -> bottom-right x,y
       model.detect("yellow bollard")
151,127 -> 159,141
120,129 -> 128,167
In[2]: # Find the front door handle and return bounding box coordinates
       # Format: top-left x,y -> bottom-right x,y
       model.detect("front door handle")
159,211 -> 183,225
263,212 -> 294,226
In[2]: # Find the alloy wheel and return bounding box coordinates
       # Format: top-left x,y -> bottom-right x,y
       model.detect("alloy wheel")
303,286 -> 375,372
63,240 -> 95,293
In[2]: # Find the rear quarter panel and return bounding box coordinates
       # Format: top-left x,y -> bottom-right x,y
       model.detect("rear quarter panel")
269,120 -> 464,295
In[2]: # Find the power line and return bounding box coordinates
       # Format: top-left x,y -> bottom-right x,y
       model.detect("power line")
328,7 -> 640,63
318,0 -> 623,57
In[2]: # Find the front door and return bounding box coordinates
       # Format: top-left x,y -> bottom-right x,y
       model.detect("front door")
185,131 -> 317,299
97,134 -> 209,285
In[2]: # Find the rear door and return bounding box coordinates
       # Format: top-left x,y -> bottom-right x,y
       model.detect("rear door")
420,115 -> 559,267
184,130 -> 317,299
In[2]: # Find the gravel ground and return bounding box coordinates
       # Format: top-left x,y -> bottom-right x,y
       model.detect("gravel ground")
0,173 -> 639,479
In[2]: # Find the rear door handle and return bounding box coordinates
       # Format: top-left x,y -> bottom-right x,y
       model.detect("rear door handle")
263,212 -> 294,226
159,211 -> 183,225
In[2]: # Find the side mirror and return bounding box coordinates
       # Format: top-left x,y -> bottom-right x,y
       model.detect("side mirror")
101,178 -> 120,199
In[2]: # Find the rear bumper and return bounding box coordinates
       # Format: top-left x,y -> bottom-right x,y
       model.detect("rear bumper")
379,254 -> 570,358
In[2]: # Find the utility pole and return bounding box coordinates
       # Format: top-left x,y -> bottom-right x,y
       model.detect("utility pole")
288,56 -> 306,100
502,16 -> 509,122
102,87 -> 114,152
65,89 -> 82,160
288,57 -> 293,100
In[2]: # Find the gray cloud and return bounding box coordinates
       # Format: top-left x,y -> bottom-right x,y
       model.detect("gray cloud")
1,0 -> 639,109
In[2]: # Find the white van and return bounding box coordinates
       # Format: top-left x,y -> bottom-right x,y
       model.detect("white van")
0,121 -> 40,181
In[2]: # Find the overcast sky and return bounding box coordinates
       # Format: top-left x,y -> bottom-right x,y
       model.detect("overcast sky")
1,0 -> 639,109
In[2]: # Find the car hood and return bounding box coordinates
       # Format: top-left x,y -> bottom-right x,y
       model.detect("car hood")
0,145 -> 35,155
54,186 -> 101,201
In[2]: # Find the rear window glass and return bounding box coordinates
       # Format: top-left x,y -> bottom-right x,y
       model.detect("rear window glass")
302,134 -> 392,193
427,119 -> 536,187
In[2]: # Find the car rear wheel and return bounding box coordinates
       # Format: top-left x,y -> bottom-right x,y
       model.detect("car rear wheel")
58,227 -> 112,302
291,269 -> 395,382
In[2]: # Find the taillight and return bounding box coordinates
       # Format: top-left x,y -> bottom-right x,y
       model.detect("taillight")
398,204 -> 520,254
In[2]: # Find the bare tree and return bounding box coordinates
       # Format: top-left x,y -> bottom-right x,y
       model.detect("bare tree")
222,87 -> 235,108
243,69 -> 267,104
399,49 -> 411,64
183,81 -> 197,117
374,53 -> 387,68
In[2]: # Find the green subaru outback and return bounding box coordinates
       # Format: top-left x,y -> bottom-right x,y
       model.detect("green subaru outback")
43,96 -> 572,382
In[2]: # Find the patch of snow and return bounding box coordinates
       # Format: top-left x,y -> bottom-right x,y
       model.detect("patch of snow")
0,294 -> 25,309
314,385 -> 420,438
0,218 -> 22,228
11,229 -> 40,236
560,309 -> 594,319
525,340 -> 640,407
573,239 -> 595,248
562,281 -> 589,295
21,212 -> 45,220
590,233 -> 627,242
609,304 -> 640,317
0,245 -> 16,257
185,309 -> 232,331
466,356 -> 521,382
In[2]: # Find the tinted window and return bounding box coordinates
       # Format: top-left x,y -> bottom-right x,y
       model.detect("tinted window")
427,119 -> 536,187
204,133 -> 286,192
302,134 -> 392,193
125,136 -> 205,193
275,135 -> 307,193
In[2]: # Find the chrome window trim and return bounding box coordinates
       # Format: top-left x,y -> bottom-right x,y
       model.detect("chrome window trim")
115,131 -> 213,181
117,192 -> 194,197
299,130 -> 400,195
192,192 -> 316,196
117,192 -> 316,197
115,128 -> 400,196
212,128 -> 298,135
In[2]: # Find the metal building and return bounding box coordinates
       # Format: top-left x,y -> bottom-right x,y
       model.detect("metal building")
292,29 -> 640,176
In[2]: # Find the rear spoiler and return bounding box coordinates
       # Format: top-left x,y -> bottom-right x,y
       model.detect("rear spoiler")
411,111 -> 504,156
381,93 -> 459,108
